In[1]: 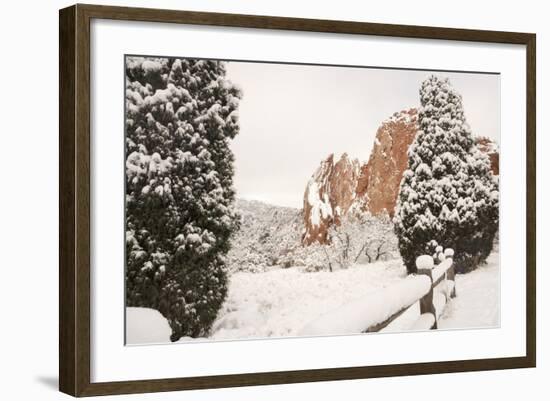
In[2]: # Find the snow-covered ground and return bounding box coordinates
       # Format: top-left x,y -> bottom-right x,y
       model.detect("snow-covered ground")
438,251 -> 500,329
126,307 -> 172,344
125,252 -> 500,343
212,251 -> 500,339
210,260 -> 407,339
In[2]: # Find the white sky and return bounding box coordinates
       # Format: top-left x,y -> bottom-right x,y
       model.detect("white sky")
226,61 -> 500,209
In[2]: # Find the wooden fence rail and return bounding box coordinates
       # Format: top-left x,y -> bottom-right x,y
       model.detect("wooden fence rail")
298,248 -> 457,336
395,248 -> 456,331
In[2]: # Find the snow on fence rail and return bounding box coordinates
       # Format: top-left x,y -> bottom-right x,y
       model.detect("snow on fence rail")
298,248 -> 457,336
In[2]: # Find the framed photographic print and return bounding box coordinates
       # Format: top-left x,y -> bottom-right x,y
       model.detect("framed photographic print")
59,4 -> 536,397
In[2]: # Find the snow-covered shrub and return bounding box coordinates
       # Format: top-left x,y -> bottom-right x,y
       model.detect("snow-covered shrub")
317,210 -> 398,271
125,57 -> 242,340
361,213 -> 399,264
225,199 -> 398,273
394,75 -> 499,274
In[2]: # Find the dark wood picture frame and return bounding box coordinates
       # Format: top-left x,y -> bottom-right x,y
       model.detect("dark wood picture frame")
59,3 -> 536,397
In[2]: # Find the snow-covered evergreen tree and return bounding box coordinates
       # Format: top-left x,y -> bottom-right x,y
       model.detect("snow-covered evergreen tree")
125,57 -> 242,340
394,75 -> 499,274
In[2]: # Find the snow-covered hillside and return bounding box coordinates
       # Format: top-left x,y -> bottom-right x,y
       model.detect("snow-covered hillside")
226,199 -> 303,272
226,198 -> 398,273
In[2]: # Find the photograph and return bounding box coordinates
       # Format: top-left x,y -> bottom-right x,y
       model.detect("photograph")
124,56 -> 500,345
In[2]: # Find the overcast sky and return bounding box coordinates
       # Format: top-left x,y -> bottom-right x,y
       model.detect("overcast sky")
225,61 -> 500,209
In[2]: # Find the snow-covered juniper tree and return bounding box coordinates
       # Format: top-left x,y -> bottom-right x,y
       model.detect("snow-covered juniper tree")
125,57 -> 242,341
394,75 -> 499,274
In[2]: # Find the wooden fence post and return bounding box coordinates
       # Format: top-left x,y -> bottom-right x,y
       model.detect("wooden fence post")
444,248 -> 456,298
416,255 -> 437,329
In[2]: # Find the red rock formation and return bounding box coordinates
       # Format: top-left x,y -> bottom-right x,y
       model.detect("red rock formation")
475,136 -> 500,175
302,109 -> 500,245
330,153 -> 361,224
356,108 -> 418,217
302,153 -> 360,245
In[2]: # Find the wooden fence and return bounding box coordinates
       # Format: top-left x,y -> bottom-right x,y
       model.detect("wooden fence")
375,248 -> 457,332
298,248 -> 457,336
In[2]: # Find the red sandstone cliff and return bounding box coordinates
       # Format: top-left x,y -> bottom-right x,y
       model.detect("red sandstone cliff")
475,136 -> 500,175
302,153 -> 360,245
356,109 -> 418,217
